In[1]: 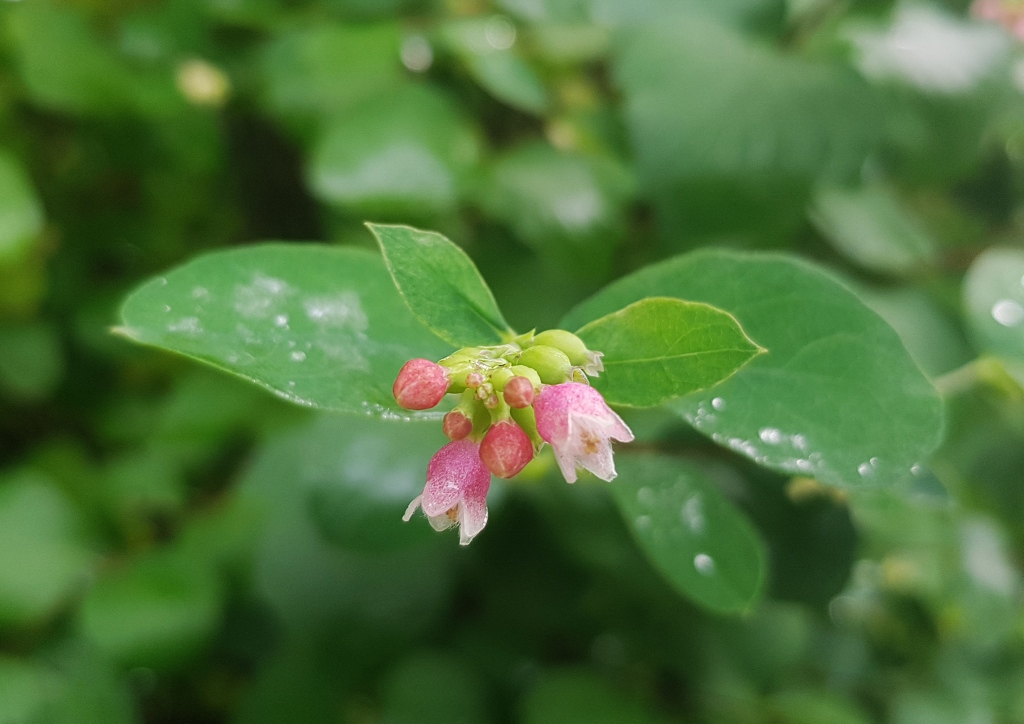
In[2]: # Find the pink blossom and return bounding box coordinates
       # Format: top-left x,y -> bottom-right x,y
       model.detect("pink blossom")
393,358 -> 449,410
534,382 -> 634,483
402,439 -> 491,545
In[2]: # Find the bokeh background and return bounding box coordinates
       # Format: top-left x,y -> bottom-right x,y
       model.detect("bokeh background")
2,0 -> 1024,721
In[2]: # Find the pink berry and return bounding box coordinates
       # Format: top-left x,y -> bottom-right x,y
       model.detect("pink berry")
393,358 -> 449,410
479,420 -> 534,479
503,376 -> 535,408
443,410 -> 473,440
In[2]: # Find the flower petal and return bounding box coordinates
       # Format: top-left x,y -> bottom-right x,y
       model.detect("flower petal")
427,510 -> 457,532
458,477 -> 490,544
422,439 -> 488,517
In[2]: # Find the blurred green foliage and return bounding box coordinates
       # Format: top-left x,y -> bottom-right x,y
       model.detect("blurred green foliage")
1,0 -> 1024,721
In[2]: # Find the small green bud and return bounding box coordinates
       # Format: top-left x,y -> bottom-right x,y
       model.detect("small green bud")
532,330 -> 590,367
517,345 -> 573,385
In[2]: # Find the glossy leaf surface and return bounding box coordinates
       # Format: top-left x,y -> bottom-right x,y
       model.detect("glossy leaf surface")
309,85 -> 480,217
963,247 -> 1024,364
478,142 -> 634,277
248,413 -> 448,552
576,297 -> 763,407
118,244 -> 450,416
0,151 -> 44,261
369,223 -> 512,346
811,184 -> 936,276
564,250 -> 943,488
615,16 -> 880,185
612,455 -> 765,613
0,475 -> 95,626
261,23 -> 403,124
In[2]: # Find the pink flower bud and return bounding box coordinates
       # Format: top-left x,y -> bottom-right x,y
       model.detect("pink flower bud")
465,372 -> 484,388
534,382 -> 634,483
479,419 -> 534,479
393,358 -> 449,410
502,376 -> 535,408
443,410 -> 473,440
403,439 -> 491,545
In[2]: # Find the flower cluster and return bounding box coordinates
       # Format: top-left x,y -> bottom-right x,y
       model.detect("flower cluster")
396,330 -> 634,544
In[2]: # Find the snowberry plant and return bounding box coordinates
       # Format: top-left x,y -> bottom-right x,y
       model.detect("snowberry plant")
117,224 -> 943,613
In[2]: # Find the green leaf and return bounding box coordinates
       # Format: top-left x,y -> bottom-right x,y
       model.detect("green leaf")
856,285 -> 973,378
0,658 -> 48,723
811,184 -> 937,276
0,151 -> 44,263
614,16 -> 880,185
78,550 -> 221,670
439,18 -> 548,114
522,669 -> 662,724
382,653 -> 488,724
0,473 -> 95,626
768,690 -> 870,724
249,413 -> 448,553
0,323 -> 64,402
5,2 -> 173,117
465,51 -> 548,114
612,455 -> 765,613
478,142 -> 635,277
118,244 -> 450,416
368,223 -> 512,346
963,247 -> 1024,364
575,297 -> 764,407
308,85 -> 480,218
613,13 -> 878,239
36,643 -> 135,724
563,250 -> 943,488
260,23 -> 404,127
239,431 -> 456,637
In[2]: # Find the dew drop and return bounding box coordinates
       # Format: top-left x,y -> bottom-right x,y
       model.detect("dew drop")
858,462 -> 874,477
636,486 -> 656,507
163,305 -> 171,312
401,35 -> 433,72
910,463 -> 923,476
759,427 -> 783,445
274,314 -> 288,327
991,299 -> 1024,327
291,351 -> 306,362
712,397 -> 726,410
485,16 -> 516,50
157,277 -> 168,286
694,553 -> 715,575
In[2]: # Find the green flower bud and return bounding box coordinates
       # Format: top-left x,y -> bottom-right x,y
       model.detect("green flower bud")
517,345 -> 573,385
490,368 -> 514,391
532,330 -> 590,367
510,404 -> 543,449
